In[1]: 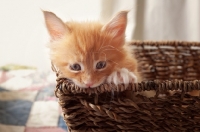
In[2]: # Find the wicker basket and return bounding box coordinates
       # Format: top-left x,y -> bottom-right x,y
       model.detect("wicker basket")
54,41 -> 200,132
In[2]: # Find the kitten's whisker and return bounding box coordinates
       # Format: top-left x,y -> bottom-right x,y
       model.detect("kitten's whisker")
100,45 -> 123,53
102,52 -> 107,61
100,45 -> 114,48
99,34 -> 107,51
107,34 -> 115,46
109,60 -> 119,65
99,30 -> 116,52
104,45 -> 123,53
100,46 -> 116,52
101,52 -> 107,62
101,47 -> 123,54
101,49 -> 117,51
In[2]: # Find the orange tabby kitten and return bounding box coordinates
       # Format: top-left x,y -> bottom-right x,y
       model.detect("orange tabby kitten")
43,10 -> 141,89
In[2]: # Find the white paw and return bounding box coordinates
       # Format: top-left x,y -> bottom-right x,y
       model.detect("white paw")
106,68 -> 137,86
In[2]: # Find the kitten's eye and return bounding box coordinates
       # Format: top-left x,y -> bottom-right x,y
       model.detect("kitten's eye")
70,63 -> 81,71
96,61 -> 106,69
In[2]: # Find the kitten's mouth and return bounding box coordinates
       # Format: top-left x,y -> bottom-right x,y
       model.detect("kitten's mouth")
73,78 -> 106,88
79,82 -> 103,89
85,84 -> 99,88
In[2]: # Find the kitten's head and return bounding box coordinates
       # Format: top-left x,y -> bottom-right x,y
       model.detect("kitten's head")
43,11 -> 128,88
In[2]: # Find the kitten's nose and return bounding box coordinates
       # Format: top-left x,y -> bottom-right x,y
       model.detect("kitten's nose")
85,82 -> 94,87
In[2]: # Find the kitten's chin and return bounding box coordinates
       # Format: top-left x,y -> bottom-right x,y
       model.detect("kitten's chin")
73,79 -> 105,89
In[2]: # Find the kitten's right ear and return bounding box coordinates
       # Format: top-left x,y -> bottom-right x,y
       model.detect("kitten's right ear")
43,11 -> 67,40
102,11 -> 128,40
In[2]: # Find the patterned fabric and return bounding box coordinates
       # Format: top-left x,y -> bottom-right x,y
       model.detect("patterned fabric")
0,69 -> 67,132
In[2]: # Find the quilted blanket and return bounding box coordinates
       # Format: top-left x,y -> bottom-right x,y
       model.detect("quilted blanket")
0,65 -> 67,132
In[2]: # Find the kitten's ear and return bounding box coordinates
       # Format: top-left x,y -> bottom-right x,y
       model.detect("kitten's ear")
43,11 -> 67,40
102,11 -> 128,39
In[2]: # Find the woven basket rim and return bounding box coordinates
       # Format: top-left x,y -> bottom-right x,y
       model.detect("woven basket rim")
128,40 -> 200,46
55,78 -> 200,95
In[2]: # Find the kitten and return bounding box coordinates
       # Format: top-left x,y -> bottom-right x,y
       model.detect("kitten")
43,10 -> 141,89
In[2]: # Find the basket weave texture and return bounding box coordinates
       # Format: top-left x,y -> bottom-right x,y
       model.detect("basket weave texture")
54,41 -> 200,132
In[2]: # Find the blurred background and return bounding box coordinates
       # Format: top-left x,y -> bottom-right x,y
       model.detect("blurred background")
0,1 -> 200,132
0,0 -> 199,70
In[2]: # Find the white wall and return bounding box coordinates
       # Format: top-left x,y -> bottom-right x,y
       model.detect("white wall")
0,0 -> 199,70
0,0 -> 102,70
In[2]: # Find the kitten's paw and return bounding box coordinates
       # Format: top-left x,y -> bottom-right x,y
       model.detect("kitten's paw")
107,68 -> 137,87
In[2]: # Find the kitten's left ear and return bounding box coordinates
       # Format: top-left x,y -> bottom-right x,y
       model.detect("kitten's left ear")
102,11 -> 128,40
43,11 -> 67,40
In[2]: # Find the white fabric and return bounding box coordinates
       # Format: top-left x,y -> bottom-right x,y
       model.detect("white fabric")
101,0 -> 200,41
0,0 -> 199,69
0,91 -> 38,101
0,124 -> 25,132
26,101 -> 59,127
